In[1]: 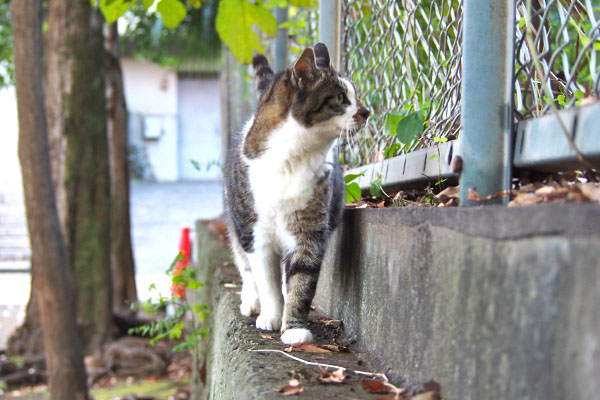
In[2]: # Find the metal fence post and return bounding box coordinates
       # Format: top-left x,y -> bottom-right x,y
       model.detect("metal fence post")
459,0 -> 515,206
274,6 -> 288,73
319,0 -> 341,70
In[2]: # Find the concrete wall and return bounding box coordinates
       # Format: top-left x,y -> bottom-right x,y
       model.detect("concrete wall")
314,204 -> 600,400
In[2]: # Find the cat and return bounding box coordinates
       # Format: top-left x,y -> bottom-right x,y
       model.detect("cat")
224,43 -> 369,344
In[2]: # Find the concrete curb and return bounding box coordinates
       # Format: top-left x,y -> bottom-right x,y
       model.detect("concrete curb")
315,203 -> 600,400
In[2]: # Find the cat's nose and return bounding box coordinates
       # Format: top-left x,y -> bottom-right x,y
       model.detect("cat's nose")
358,107 -> 370,119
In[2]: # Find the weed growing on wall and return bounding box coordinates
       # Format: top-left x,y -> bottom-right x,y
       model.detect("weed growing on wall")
129,253 -> 210,353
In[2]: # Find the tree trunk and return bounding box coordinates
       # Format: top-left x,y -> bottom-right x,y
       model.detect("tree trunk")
105,23 -> 138,313
11,1 -> 89,398
44,0 -> 113,353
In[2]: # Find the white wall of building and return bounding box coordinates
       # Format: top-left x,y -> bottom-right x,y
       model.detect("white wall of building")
178,78 -> 221,180
121,58 -> 179,181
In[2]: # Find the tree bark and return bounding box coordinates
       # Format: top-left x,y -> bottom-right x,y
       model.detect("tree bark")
105,23 -> 138,313
44,0 -> 113,352
11,1 -> 89,398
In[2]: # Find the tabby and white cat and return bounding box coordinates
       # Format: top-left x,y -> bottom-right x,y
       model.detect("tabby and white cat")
224,43 -> 369,344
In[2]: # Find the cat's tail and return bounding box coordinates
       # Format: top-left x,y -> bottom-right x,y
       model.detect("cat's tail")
252,54 -> 274,102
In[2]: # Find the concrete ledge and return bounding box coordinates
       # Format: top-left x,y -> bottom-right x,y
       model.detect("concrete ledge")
195,220 -> 400,400
315,203 -> 600,400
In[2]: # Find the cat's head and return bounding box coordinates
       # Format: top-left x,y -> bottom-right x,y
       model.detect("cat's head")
251,43 -> 369,138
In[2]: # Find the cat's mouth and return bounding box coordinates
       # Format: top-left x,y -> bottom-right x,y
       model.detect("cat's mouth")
345,104 -> 370,133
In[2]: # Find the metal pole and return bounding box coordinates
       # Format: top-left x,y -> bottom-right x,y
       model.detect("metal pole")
458,0 -> 515,206
318,0 -> 341,70
274,6 -> 288,73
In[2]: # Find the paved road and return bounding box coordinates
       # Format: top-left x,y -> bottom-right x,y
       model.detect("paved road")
131,180 -> 223,299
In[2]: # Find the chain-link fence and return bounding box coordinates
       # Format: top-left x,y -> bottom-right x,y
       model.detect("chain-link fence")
514,0 -> 600,120
340,0 -> 463,167
221,1 -> 599,171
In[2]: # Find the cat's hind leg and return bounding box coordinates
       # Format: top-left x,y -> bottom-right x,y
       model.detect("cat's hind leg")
231,233 -> 260,317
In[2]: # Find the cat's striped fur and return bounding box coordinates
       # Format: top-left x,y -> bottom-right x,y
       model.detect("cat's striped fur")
224,43 -> 369,344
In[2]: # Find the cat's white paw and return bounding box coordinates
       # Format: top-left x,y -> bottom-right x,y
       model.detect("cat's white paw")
280,328 -> 313,344
240,298 -> 260,317
256,313 -> 282,331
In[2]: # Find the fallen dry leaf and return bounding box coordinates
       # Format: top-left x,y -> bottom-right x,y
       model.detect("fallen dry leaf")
468,188 -> 511,202
579,183 -> 600,202
261,334 -> 273,340
361,379 -> 394,394
436,185 -> 459,203
278,379 -> 304,396
208,219 -> 227,233
322,319 -> 343,330
285,343 -> 341,354
318,367 -> 347,384
508,192 -> 544,207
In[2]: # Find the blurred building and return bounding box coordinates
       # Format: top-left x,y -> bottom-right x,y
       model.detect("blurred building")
122,57 -> 221,182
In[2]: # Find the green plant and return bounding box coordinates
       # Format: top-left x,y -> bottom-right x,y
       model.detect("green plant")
190,159 -> 221,172
369,172 -> 383,198
344,171 -> 365,203
129,253 -> 209,353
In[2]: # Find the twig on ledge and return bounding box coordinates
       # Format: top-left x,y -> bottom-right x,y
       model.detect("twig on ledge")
247,348 -> 389,382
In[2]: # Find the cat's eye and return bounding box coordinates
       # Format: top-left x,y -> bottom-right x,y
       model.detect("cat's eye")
336,93 -> 345,104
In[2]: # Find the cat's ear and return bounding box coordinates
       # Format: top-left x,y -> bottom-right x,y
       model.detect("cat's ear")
292,47 -> 318,85
252,54 -> 274,101
314,43 -> 331,70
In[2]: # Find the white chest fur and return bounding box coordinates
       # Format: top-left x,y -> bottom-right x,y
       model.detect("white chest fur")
242,115 -> 335,250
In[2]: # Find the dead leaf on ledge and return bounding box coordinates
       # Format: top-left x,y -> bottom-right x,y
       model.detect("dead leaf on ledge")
318,367 -> 347,384
468,188 -> 511,202
509,182 -> 600,206
435,185 -> 459,203
284,343 -> 344,354
278,379 -> 304,396
361,379 -> 394,394
322,319 -> 343,330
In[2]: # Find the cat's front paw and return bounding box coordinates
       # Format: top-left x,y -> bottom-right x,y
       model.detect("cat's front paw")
240,296 -> 260,317
255,313 -> 282,331
280,328 -> 313,344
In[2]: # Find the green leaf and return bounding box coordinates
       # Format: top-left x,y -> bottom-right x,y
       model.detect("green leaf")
156,0 -> 187,29
384,112 -> 405,137
344,172 -> 365,184
370,173 -> 383,198
395,111 -> 423,144
187,279 -> 205,289
287,0 -> 318,7
384,143 -> 401,158
192,304 -> 208,314
345,182 -> 362,203
433,136 -> 448,143
99,0 -> 131,24
142,0 -> 155,10
216,0 -> 277,64
250,3 -> 278,37
169,322 -> 185,339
